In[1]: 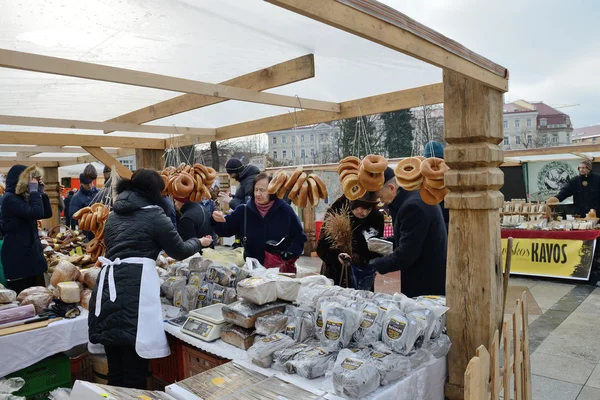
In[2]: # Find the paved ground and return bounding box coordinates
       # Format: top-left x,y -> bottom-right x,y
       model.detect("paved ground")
296,256 -> 600,400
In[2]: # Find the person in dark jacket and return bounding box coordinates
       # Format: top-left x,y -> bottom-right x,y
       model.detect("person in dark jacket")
548,159 -> 600,217
317,192 -> 384,288
63,190 -> 75,228
372,168 -> 447,298
424,141 -> 449,231
199,198 -> 218,245
220,158 -> 261,209
173,196 -> 214,249
70,173 -> 99,232
0,165 -> 52,293
212,173 -> 307,272
88,168 -> 202,389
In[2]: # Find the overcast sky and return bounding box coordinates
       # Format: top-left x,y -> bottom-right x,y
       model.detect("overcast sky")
380,0 -> 599,128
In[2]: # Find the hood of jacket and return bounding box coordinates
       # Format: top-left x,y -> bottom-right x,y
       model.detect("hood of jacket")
112,190 -> 156,215
238,165 -> 260,182
6,164 -> 44,200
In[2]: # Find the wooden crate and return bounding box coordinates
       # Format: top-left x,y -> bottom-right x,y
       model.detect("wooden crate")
181,344 -> 229,379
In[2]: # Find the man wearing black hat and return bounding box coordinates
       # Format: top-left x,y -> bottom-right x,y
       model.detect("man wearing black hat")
69,173 -> 99,235
548,159 -> 600,217
220,158 -> 260,209
103,166 -> 111,181
371,167 -> 447,297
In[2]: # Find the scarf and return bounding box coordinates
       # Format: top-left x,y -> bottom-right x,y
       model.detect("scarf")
255,199 -> 275,217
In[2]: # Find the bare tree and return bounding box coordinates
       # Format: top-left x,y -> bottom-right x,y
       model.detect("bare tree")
518,128 -> 544,149
411,105 -> 445,156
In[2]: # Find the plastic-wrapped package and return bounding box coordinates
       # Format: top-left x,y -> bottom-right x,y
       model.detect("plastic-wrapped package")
248,333 -> 296,368
381,308 -> 422,355
408,348 -> 435,370
197,280 -> 213,308
189,257 -> 212,273
16,287 -> 51,303
206,265 -> 235,287
424,334 -> 451,359
254,335 -> 266,345
296,285 -> 343,311
182,285 -> 199,312
331,349 -> 381,399
47,285 -> 59,299
407,308 -> 436,347
57,282 -> 81,304
0,377 -> 25,397
20,292 -> 54,314
367,237 -> 394,255
50,260 -> 81,287
173,287 -> 185,308
272,342 -> 310,372
225,264 -> 249,288
202,247 -> 245,267
80,267 -> 101,289
168,262 -> 184,277
222,300 -> 287,329
284,310 -> 315,343
371,292 -> 394,302
339,288 -> 373,299
220,324 -> 257,350
352,301 -> 384,345
156,254 -> 169,269
209,284 -> 237,305
298,275 -> 334,287
188,272 -> 205,287
0,304 -> 35,324
156,267 -> 170,279
80,288 -> 92,310
365,342 -> 412,385
412,298 -> 449,339
237,277 -> 277,305
274,275 -> 301,302
176,267 -> 190,278
255,313 -> 288,336
313,296 -> 347,340
392,293 -> 416,312
48,387 -> 72,400
160,276 -> 187,300
319,301 -> 362,351
286,345 -> 337,379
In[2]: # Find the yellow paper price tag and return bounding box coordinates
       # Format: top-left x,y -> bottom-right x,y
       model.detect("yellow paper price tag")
69,249 -> 75,256
76,246 -> 83,256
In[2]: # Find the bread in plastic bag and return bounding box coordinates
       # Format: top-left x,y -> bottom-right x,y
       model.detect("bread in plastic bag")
16,287 -> 50,303
237,277 -> 277,305
182,285 -> 199,312
80,267 -> 101,289
299,275 -> 334,287
247,333 -> 295,368
188,272 -> 205,288
332,349 -> 381,399
274,275 -> 301,302
161,276 -> 187,300
20,292 -> 54,314
206,264 -> 235,287
176,267 -> 190,278
0,376 -> 25,396
416,295 -> 446,306
272,342 -> 310,372
48,387 -> 71,400
48,285 -> 59,299
57,282 -> 81,304
202,247 -> 245,267
319,301 -> 362,351
50,260 -> 81,287
424,333 -> 451,359
296,284 -> 343,311
313,296 -> 349,341
382,308 -> 422,355
222,300 -> 287,329
286,345 -> 337,379
189,257 -> 212,273
352,301 -> 384,345
210,283 -> 237,305
80,288 -> 92,310
408,348 -> 436,370
255,313 -> 288,336
284,309 -> 315,343
364,342 -> 412,385
408,298 -> 449,339
173,287 -> 185,308
367,237 -> 394,255
197,280 -> 213,308
220,323 -> 257,350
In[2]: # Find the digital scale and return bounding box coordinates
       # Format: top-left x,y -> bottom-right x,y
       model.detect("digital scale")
181,303 -> 227,342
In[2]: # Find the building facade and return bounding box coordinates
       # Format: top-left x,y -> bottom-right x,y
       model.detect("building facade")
502,100 -> 573,150
572,125 -> 600,144
266,123 -> 340,165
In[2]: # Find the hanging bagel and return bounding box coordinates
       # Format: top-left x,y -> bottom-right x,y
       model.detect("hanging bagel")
200,185 -> 212,200
268,171 -> 287,194
306,177 -> 320,207
276,183 -> 288,200
86,238 -> 99,254
308,173 -> 328,199
340,156 -> 360,166
285,167 -> 303,190
420,158 -> 449,180
358,165 -> 385,192
420,181 -> 449,206
339,169 -> 358,183
297,182 -> 309,208
343,175 -> 367,201
424,177 -> 446,190
205,167 -> 217,181
173,174 -> 195,198
73,207 -> 92,220
362,154 -> 388,174
395,157 -> 423,182
176,163 -> 186,173
337,161 -> 360,175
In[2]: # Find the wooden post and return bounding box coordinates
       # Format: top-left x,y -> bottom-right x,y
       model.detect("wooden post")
135,149 -> 164,170
302,205 -> 316,255
443,69 -> 504,399
40,166 -> 60,229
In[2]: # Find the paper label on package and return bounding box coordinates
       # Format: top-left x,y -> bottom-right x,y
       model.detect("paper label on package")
285,322 -> 296,338
360,306 -> 379,329
242,277 -> 265,287
212,289 -> 224,304
198,285 -> 209,301
189,274 -> 201,287
316,309 -> 324,328
324,319 -> 343,340
305,347 -> 327,357
369,350 -> 391,359
262,334 -> 283,343
341,357 -> 364,371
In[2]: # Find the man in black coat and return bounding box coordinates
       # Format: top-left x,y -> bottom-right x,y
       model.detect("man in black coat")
371,168 -> 447,298
548,159 -> 600,217
173,197 -> 214,250
64,190 -> 75,227
220,158 -> 260,209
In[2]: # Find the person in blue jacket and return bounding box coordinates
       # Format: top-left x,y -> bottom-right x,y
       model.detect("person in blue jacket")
211,173 -> 307,273
1,165 -> 52,293
69,173 -> 99,234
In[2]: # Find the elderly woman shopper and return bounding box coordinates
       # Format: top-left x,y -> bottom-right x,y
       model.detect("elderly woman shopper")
88,168 -> 202,389
317,192 -> 384,289
212,173 -> 307,273
0,165 -> 52,293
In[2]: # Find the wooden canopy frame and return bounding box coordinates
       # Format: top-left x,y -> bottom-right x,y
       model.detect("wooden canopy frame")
0,1 -> 511,397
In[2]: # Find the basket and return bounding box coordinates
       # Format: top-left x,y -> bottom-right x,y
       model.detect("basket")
7,354 -> 71,399
69,352 -> 94,383
151,335 -> 184,384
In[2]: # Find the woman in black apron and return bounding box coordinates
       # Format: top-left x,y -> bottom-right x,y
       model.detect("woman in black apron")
88,169 -> 202,389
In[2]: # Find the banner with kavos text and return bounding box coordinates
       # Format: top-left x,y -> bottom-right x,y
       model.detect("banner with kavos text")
501,237 -> 595,280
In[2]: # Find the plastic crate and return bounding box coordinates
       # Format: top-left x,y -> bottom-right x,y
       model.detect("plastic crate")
7,354 -> 72,399
151,335 -> 184,383
69,352 -> 94,383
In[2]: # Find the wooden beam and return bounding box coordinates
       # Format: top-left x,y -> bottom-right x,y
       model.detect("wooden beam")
16,152 -> 39,158
0,115 -> 215,137
266,0 -> 508,92
106,54 -> 316,132
0,49 -> 340,113
0,156 -> 77,162
0,131 -> 165,149
0,146 -> 118,154
40,167 -> 60,229
571,152 -> 593,161
135,149 -> 164,170
59,148 -> 136,167
504,144 -> 600,157
175,83 -> 444,147
82,147 -> 133,179
0,160 -> 59,168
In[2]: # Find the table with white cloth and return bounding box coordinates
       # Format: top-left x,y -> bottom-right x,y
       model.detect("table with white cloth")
164,321 -> 446,400
0,309 -> 89,378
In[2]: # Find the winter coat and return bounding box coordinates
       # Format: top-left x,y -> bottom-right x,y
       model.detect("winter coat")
88,189 -> 201,347
0,165 -> 52,281
317,196 -> 384,286
199,200 -> 218,244
371,188 -> 447,298
177,201 -> 213,243
556,173 -> 600,217
69,186 -> 99,221
64,193 -> 74,226
211,199 -> 307,265
229,165 -> 260,209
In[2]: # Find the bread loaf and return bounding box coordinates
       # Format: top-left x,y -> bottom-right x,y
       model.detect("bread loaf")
20,292 -> 54,314
237,277 -> 277,305
51,260 -> 81,287
80,289 -> 92,310
222,300 -> 287,329
58,281 -> 82,304
0,289 -> 17,304
17,286 -> 51,303
220,324 -> 257,350
81,267 -> 101,289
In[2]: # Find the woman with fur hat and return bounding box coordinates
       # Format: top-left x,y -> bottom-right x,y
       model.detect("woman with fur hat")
0,165 -> 52,293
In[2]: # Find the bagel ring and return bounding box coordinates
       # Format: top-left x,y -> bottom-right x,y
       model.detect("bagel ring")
276,183 -> 288,200
173,174 -> 195,197
297,182 -> 309,209
176,162 -> 186,173
339,169 -> 358,183
415,156 -> 426,162
161,175 -> 169,193
340,156 -> 360,166
268,171 -> 287,194
289,172 -> 308,199
200,185 -> 211,200
73,206 -> 92,220
337,161 -> 360,175
420,157 -> 449,180
343,175 -> 367,201
308,174 -> 328,199
358,165 -> 385,191
194,164 -> 209,178
86,238 -> 99,254
362,154 -> 388,174
163,166 -> 176,175
205,167 -> 217,181
395,157 -> 423,182
420,182 -> 449,205
397,177 -> 423,191
285,167 -> 303,190
306,177 -> 320,207
183,164 -> 192,174
424,177 -> 446,190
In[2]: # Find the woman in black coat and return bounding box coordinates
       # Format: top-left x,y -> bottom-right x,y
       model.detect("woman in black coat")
0,165 -> 52,293
173,196 -> 214,250
317,192 -> 384,288
88,169 -> 201,389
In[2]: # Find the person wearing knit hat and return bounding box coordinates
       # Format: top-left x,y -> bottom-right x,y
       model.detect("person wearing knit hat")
220,158 -> 260,210
370,166 -> 447,297
549,159 -> 600,217
69,171 -> 99,235
424,141 -> 445,159
103,165 -> 111,181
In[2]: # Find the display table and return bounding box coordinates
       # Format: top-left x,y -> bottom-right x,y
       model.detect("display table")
0,309 -> 89,377
164,322 -> 446,400
501,229 -> 600,280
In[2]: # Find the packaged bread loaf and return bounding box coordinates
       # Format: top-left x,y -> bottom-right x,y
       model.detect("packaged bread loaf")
408,298 -> 449,340
319,301 -> 362,351
352,301 -> 384,346
50,260 -> 81,287
382,308 -> 422,355
209,284 -> 237,305
220,324 -> 257,350
80,267 -> 101,289
188,272 -> 205,288
20,292 -> 54,314
197,280 -> 213,308
332,350 -> 381,399
58,281 -> 81,304
237,277 -> 277,305
272,343 -> 310,372
80,288 -> 93,310
255,313 -> 288,336
206,264 -> 234,287
284,309 -> 315,343
286,345 -> 337,379
0,289 -> 17,305
182,285 -> 199,312
364,342 -> 412,385
222,300 -> 287,329
161,276 -> 186,300
16,287 -> 50,303
189,257 -> 213,273
274,275 -> 301,302
248,333 -> 295,368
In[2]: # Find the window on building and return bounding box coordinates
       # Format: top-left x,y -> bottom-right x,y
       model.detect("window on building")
527,119 -> 532,127
272,136 -> 277,144
120,159 -> 135,171
540,118 -> 547,127
527,136 -> 532,146
301,135 -> 305,142
515,136 -> 521,145
503,120 -> 508,129
273,151 -> 278,159
282,150 -> 287,159
514,119 -> 520,128
292,149 -> 296,158
567,133 -> 570,142
552,134 -> 558,143
310,134 -> 315,142
504,136 -> 509,145
292,136 -> 296,143
301,149 -> 306,158
310,148 -> 315,157
282,136 -> 287,144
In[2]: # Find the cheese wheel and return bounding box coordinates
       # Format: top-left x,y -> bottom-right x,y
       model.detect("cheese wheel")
58,281 -> 81,304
